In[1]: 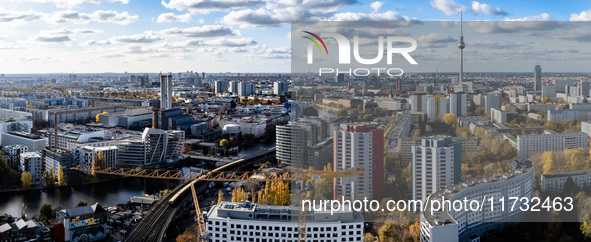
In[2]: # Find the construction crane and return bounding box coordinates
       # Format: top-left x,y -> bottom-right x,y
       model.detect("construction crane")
71,165 -> 364,241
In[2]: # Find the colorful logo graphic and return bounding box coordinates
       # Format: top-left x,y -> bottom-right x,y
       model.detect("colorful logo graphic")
302,31 -> 328,55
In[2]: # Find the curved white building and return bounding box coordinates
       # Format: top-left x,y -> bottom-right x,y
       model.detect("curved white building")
420,160 -> 533,242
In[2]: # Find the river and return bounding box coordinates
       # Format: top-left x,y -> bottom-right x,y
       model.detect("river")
0,177 -> 177,218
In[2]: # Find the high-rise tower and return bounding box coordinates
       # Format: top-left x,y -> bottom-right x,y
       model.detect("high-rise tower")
534,65 -> 542,91
160,73 -> 173,110
458,11 -> 465,83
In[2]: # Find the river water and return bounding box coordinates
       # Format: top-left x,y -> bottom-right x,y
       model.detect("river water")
0,177 -> 175,218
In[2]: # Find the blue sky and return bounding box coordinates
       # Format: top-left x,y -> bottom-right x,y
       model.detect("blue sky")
1,0 -> 591,73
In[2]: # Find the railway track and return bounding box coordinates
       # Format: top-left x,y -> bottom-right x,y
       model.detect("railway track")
125,149 -> 274,242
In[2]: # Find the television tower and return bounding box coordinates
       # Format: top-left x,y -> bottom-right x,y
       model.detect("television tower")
458,11 -> 465,83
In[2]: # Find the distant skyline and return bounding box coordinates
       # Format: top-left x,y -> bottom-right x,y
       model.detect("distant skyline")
2,0 -> 591,73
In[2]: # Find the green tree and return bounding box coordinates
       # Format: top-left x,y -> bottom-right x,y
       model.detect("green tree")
303,106 -> 319,117
220,139 -> 230,156
563,176 -> 579,197
558,98 -> 566,104
21,171 -> 32,189
39,203 -> 54,220
58,165 -> 66,186
76,200 -> 88,207
42,169 -> 56,186
0,158 -> 8,173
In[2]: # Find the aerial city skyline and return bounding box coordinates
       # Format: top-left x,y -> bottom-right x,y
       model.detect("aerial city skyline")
2,1 -> 591,242
0,0 -> 591,73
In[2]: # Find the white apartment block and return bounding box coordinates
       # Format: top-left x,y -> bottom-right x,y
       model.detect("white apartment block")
490,107 -> 507,124
449,92 -> 467,117
207,201 -> 364,242
457,116 -> 490,127
3,144 -> 28,169
547,109 -> 591,122
49,130 -> 107,149
276,124 -> 307,168
72,145 -> 118,168
582,121 -> 591,137
541,169 -> 591,194
412,136 -> 461,201
334,124 -> 384,200
410,94 -> 428,113
421,160 -> 533,242
0,120 -> 33,133
1,131 -> 48,153
516,131 -> 588,158
484,93 -> 501,116
43,148 -> 72,178
426,96 -> 448,122
20,152 -> 42,185
117,128 -> 184,166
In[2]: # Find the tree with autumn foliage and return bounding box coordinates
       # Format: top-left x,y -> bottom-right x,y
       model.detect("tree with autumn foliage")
58,165 -> 66,186
21,171 -> 32,189
217,190 -> 223,205
231,187 -> 248,202
443,113 -> 457,126
257,177 -> 290,206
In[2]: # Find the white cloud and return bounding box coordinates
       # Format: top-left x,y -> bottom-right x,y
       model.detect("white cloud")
370,1 -> 383,12
35,35 -> 71,42
222,8 -> 317,28
80,39 -> 112,46
222,0 -> 358,28
328,10 -> 414,21
570,10 -> 591,21
431,0 -> 505,16
161,25 -> 240,37
418,33 -> 456,43
430,0 -> 465,15
10,0 -> 130,9
162,0 -> 265,13
49,10 -> 138,25
0,7 -> 43,24
113,31 -> 164,43
471,1 -> 505,16
39,27 -> 102,35
156,12 -> 192,23
505,13 -> 551,21
204,37 -> 256,46
31,27 -> 101,44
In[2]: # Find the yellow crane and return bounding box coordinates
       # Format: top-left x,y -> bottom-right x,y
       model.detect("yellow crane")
71,165 -> 364,241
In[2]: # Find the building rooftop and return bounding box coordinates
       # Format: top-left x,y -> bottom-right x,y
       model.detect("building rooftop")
5,131 -> 45,140
423,160 -> 533,227
208,201 -> 363,223
541,169 -> 591,179
14,219 -> 26,230
0,223 -> 11,233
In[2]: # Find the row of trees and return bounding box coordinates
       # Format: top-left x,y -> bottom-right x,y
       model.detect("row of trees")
217,177 -> 291,206
20,165 -> 67,189
459,127 -> 517,179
